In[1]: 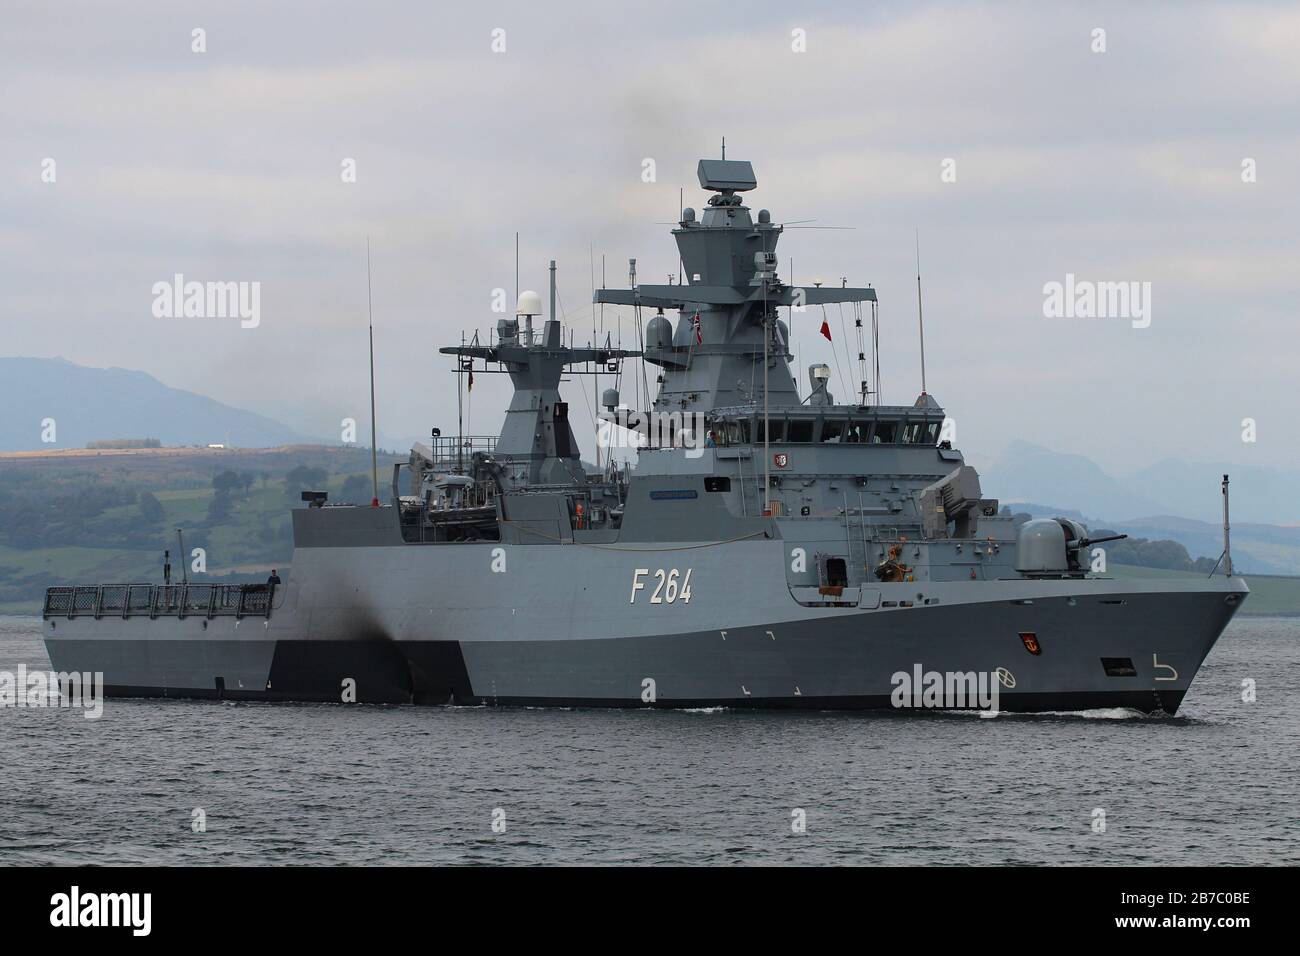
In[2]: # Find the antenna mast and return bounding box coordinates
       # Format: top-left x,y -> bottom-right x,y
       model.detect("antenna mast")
367,238 -> 379,507
1222,474 -> 1233,576
550,259 -> 557,326
763,309 -> 770,515
762,251 -> 770,515
590,244 -> 599,466
915,228 -> 928,396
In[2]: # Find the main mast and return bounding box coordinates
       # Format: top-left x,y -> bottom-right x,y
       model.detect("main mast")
594,158 -> 878,417
441,268 -> 637,490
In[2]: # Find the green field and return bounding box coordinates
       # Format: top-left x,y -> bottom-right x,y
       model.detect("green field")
0,445 -> 400,614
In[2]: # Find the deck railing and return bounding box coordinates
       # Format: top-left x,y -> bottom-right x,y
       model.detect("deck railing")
422,435 -> 498,471
43,583 -> 274,621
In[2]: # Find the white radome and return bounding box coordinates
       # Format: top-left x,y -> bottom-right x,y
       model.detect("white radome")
516,290 -> 543,316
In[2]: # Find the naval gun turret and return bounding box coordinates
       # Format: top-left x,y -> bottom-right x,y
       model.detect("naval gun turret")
1015,518 -> 1129,576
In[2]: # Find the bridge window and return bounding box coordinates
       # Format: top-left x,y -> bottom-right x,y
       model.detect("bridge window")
724,420 -> 750,445
756,419 -> 786,443
872,421 -> 898,443
820,420 -> 844,443
901,422 -> 942,444
787,420 -> 814,443
844,421 -> 867,443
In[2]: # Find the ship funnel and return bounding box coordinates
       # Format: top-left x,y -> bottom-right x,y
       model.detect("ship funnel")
516,290 -> 543,316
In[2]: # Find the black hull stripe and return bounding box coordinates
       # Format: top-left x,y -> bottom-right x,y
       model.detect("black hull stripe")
101,684 -> 1184,715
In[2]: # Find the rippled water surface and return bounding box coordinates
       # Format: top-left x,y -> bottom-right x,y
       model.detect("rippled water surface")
1,616 -> 1296,865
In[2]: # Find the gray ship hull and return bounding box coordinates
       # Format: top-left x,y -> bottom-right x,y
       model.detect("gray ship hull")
43,540 -> 1248,713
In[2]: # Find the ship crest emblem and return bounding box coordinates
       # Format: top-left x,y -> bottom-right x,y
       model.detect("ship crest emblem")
1019,632 -> 1041,655
773,453 -> 789,468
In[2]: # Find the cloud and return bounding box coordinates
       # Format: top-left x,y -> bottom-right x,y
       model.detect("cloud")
1,0 -> 1297,474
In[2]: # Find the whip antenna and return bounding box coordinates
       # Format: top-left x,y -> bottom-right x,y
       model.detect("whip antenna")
367,238 -> 379,507
915,228 -> 928,396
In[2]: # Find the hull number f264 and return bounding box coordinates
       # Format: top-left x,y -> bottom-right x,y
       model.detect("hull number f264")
630,568 -> 694,605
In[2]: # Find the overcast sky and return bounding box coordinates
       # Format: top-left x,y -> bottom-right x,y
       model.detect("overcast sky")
3,0 -> 1297,476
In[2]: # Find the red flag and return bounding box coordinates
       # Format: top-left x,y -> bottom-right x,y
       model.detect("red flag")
467,369 -> 474,392
693,313 -> 703,345
819,319 -> 832,341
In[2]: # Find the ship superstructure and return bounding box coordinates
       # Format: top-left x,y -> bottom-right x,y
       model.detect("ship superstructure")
43,157 -> 1247,712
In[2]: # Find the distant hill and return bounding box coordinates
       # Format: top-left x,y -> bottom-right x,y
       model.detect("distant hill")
1126,458 -> 1300,526
0,357 -> 305,451
1116,515 -> 1300,576
984,439 -> 1299,526
981,440 -> 1166,522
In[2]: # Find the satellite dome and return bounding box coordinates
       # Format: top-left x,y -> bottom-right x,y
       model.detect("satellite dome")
646,313 -> 673,350
516,290 -> 543,316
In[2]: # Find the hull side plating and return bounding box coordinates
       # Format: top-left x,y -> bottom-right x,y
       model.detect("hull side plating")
44,541 -> 1246,713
